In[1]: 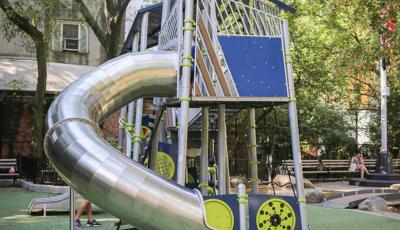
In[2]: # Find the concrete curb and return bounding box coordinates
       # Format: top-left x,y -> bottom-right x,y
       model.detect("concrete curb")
16,179 -> 69,194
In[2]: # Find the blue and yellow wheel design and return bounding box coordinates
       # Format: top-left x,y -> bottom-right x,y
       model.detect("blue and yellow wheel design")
204,199 -> 234,230
256,198 -> 296,230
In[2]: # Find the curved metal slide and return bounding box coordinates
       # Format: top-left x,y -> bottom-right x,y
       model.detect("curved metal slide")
44,51 -> 211,230
28,191 -> 70,214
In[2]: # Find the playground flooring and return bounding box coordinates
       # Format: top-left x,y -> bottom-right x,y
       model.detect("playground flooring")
1,187 -> 400,230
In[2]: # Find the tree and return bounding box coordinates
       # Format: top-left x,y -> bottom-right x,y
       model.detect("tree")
74,0 -> 131,60
285,0 -> 399,157
0,0 -> 56,178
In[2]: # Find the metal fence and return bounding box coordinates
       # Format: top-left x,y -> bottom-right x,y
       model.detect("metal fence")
158,1 -> 182,51
199,0 -> 282,37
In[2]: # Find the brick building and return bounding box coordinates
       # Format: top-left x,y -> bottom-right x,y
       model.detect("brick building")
0,58 -> 95,158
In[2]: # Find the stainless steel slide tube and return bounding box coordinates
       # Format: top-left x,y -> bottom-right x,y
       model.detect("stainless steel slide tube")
45,52 -> 211,230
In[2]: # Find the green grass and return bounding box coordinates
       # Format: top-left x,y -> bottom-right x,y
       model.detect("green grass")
1,187 -> 400,229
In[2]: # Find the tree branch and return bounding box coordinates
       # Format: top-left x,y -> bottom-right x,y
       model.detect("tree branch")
117,0 -> 130,21
0,0 -> 42,40
74,0 -> 108,49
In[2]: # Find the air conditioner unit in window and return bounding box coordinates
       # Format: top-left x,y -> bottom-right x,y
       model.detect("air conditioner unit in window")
63,38 -> 79,51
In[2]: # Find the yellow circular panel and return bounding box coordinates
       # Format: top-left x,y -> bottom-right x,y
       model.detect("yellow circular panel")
256,198 -> 296,230
155,151 -> 175,179
205,199 -> 234,230
144,151 -> 175,179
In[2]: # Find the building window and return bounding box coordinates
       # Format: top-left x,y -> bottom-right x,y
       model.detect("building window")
52,21 -> 89,53
62,24 -> 79,51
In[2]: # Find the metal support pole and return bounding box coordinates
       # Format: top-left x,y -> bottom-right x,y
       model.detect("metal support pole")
217,104 -> 227,194
248,108 -> 258,193
150,106 -> 160,170
118,106 -> 126,147
177,0 -> 195,185
200,107 -> 209,195
150,0 -> 172,162
282,15 -> 309,230
124,103 -> 135,158
210,138 -> 217,189
377,54 -> 393,173
132,13 -> 149,162
267,152 -> 272,182
380,57 -> 388,153
149,108 -> 163,170
123,32 -> 140,158
238,183 -> 248,230
225,148 -> 231,194
69,187 -> 75,230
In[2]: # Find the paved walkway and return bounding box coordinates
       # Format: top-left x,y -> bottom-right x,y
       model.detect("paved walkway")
315,181 -> 400,208
314,181 -> 382,192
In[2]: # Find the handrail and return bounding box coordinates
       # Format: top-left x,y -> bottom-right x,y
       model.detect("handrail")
197,9 -> 231,97
195,46 -> 217,96
199,0 -> 282,37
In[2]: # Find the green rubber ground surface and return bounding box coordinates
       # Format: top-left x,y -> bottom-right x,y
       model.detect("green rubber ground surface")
1,187 -> 400,230
0,187 -> 118,230
307,205 -> 400,230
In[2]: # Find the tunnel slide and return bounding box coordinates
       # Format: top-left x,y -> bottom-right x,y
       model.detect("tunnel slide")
44,51 -> 211,230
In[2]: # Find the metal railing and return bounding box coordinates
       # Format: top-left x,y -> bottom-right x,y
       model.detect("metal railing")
255,0 -> 280,17
200,0 -> 282,37
158,1 -> 182,51
195,0 -> 243,97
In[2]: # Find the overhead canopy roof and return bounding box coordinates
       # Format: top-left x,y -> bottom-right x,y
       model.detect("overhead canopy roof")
0,58 -> 94,93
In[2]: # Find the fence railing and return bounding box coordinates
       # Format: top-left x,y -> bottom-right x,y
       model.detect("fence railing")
199,0 -> 282,37
195,0 -> 240,97
158,1 -> 182,51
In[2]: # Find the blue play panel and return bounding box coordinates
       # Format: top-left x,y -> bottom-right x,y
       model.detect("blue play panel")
218,35 -> 288,97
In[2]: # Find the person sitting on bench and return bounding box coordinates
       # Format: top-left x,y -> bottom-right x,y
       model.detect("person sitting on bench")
350,153 -> 369,179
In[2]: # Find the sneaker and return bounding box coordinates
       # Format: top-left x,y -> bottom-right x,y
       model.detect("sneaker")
87,219 -> 102,227
75,219 -> 83,229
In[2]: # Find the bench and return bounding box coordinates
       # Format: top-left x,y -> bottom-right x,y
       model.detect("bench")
281,159 -> 400,180
0,159 -> 20,185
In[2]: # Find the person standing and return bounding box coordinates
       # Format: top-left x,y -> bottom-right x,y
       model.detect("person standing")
74,200 -> 102,228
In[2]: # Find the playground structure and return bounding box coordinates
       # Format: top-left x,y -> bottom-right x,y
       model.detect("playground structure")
43,0 -> 308,229
28,191 -> 71,216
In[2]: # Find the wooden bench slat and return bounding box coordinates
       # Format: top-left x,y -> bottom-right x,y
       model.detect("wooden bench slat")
281,158 -> 400,178
0,159 -> 17,162
0,173 -> 19,176
0,166 -> 17,169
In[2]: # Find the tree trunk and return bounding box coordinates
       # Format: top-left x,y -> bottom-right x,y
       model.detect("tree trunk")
31,37 -> 48,181
107,23 -> 121,59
